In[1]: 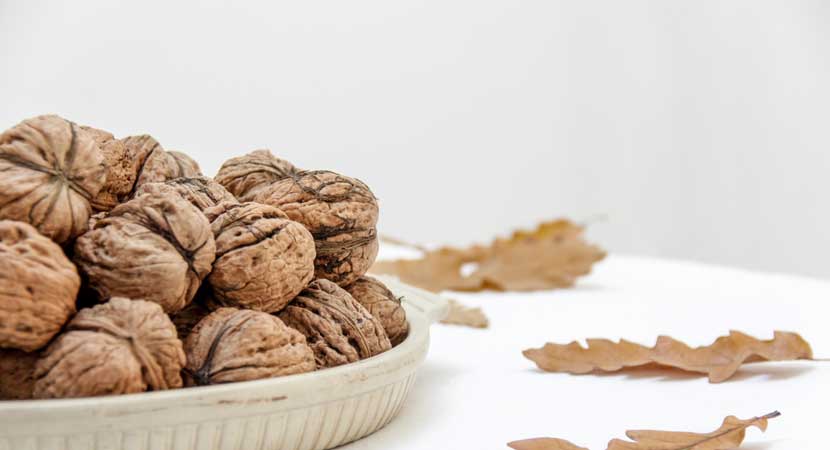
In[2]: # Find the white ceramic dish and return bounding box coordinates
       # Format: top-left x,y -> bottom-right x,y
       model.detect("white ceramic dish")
0,277 -> 447,450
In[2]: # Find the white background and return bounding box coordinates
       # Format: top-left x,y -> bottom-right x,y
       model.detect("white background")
1,0 -> 828,278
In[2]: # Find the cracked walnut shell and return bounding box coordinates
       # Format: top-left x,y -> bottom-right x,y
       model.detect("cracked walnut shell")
253,170 -> 379,286
0,220 -> 79,352
207,202 -> 316,313
214,149 -> 298,201
0,115 -> 106,243
73,189 -> 216,313
345,276 -> 408,346
183,308 -> 315,386
135,177 -> 238,213
33,297 -> 185,399
279,279 -> 391,368
81,126 -> 134,212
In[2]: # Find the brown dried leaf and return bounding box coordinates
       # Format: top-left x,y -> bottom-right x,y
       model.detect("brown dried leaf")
372,220 -> 605,292
523,331 -> 812,383
508,412 -> 779,450
440,299 -> 489,328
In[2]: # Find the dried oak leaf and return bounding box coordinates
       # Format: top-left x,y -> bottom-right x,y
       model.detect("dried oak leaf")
508,412 -> 779,450
0,348 -> 38,400
135,176 -> 238,212
80,126 -> 135,212
523,331 -> 812,383
207,202 -> 316,313
440,299 -> 489,329
73,189 -> 216,313
345,275 -> 409,346
254,170 -> 379,286
33,297 -> 185,399
184,307 -> 316,386
0,115 -> 106,243
0,220 -> 80,352
279,279 -> 391,368
214,149 -> 298,201
372,220 -> 605,292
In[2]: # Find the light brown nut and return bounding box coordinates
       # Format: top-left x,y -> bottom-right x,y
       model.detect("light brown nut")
33,297 -> 185,399
279,279 -> 391,368
0,221 -> 79,351
214,149 -> 298,201
0,348 -> 37,400
80,126 -> 134,212
122,135 -> 202,195
345,276 -> 408,346
170,299 -> 211,340
0,115 -> 106,243
253,170 -> 379,286
184,308 -> 315,386
73,189 -> 216,313
135,177 -> 238,212
208,202 -> 316,313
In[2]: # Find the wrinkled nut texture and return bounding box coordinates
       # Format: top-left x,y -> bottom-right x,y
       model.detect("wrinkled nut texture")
135,177 -> 238,212
81,126 -> 134,212
0,221 -> 79,351
33,297 -> 185,399
215,149 -> 298,201
0,115 -> 106,242
170,299 -> 211,340
74,190 -> 216,313
279,279 -> 391,368
0,348 -> 37,400
122,135 -> 202,194
184,308 -> 315,385
208,202 -> 316,313
345,276 -> 408,346
254,171 -> 379,286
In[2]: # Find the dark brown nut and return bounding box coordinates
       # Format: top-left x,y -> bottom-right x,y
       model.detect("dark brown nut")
345,276 -> 408,346
214,149 -> 298,201
253,171 -> 379,286
135,177 -> 238,212
81,126 -> 134,212
0,115 -> 106,243
208,202 -> 316,313
279,279 -> 391,368
0,348 -> 37,400
170,299 -> 211,340
0,221 -> 79,352
73,190 -> 216,313
184,308 -> 315,386
33,297 -> 185,399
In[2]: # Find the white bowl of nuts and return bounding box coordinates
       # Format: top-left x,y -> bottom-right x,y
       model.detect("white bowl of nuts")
0,115 -> 448,450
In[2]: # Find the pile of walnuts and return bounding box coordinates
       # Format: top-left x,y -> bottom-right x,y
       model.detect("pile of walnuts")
0,115 -> 408,400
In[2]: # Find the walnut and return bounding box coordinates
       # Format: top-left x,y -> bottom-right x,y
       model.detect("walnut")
214,149 -> 298,201
170,299 -> 211,340
0,115 -> 106,243
345,276 -> 408,346
122,135 -> 202,194
183,308 -> 315,386
207,202 -> 316,313
253,170 -> 379,286
0,221 -> 79,352
33,297 -> 185,399
80,126 -> 134,212
0,348 -> 37,400
73,189 -> 216,313
279,279 -> 390,368
135,177 -> 238,212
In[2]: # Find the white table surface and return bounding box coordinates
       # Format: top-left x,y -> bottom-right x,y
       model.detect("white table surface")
347,248 -> 829,450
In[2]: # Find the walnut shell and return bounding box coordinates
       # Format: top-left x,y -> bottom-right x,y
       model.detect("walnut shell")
135,177 -> 238,212
184,308 -> 315,385
81,126 -> 134,212
253,171 -> 379,286
279,279 -> 391,368
73,189 -> 216,313
0,348 -> 37,400
0,115 -> 106,242
170,299 -> 211,340
0,221 -> 79,351
345,276 -> 408,346
214,149 -> 298,201
207,202 -> 316,313
123,135 -> 202,194
33,297 -> 185,399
